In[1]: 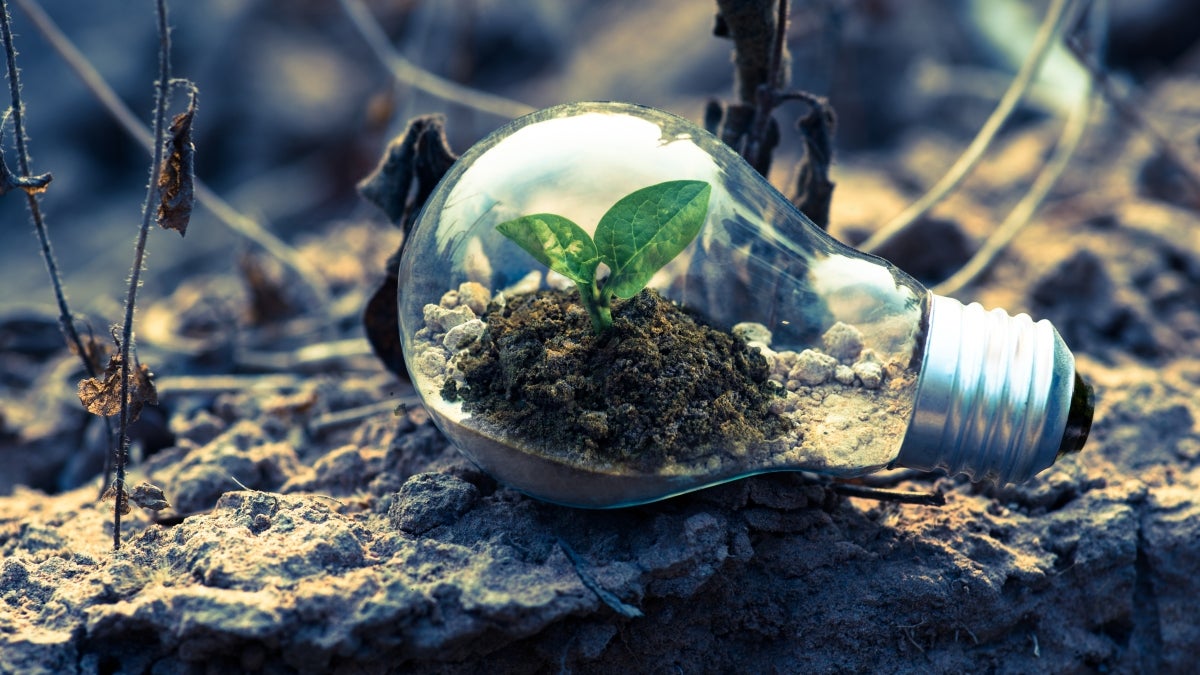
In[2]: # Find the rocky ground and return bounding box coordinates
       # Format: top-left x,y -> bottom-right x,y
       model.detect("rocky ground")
3,1 -> 1200,673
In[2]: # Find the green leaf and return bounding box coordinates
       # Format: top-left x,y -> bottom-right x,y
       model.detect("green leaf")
496,213 -> 601,285
595,180 -> 711,299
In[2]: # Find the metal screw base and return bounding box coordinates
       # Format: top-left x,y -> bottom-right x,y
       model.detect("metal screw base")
894,295 -> 1090,484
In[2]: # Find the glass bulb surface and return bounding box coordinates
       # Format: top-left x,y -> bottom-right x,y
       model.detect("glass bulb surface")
398,102 -> 1092,508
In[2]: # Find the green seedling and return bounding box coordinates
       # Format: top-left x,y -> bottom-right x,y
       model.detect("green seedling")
496,180 -> 712,334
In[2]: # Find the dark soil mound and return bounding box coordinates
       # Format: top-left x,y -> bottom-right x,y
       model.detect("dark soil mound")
445,288 -> 788,471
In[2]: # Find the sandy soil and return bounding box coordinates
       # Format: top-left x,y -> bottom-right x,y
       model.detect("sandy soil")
3,1 -> 1200,673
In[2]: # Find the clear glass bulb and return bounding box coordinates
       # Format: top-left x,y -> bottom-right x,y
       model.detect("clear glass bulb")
397,102 -> 1093,507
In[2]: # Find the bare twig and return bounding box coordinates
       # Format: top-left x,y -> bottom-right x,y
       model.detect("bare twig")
113,0 -> 173,551
12,0 -> 331,309
830,482 -> 945,507
861,0 -> 1076,255
748,0 -> 790,171
934,69 -> 1093,296
1065,37 -> 1200,204
336,0 -> 534,119
1,0 -> 118,493
1,2 -> 92,376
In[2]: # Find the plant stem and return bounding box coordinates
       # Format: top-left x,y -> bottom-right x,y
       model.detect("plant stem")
576,282 -> 612,335
1,1 -> 91,373
860,0 -> 1076,255
113,0 -> 171,551
2,0 -> 117,489
12,0 -> 331,312
336,0 -> 534,119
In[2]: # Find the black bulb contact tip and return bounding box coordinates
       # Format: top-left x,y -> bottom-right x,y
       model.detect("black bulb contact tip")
1057,372 -> 1094,458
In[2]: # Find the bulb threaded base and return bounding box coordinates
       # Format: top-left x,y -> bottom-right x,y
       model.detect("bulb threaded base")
894,295 -> 1091,484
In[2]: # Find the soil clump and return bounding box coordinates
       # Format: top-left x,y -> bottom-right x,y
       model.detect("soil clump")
444,288 -> 790,472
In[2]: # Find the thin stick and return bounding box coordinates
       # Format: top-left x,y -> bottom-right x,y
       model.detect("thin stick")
1,2 -> 93,374
935,71 -> 1093,296
748,0 -> 790,171
1065,36 -> 1200,203
12,0 -> 331,309
830,482 -> 945,507
2,0 -> 119,493
337,0 -> 535,120
113,0 -> 172,551
860,0 -> 1075,255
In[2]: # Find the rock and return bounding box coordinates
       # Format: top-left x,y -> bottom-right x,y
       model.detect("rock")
732,322 -> 772,345
822,322 -> 865,362
789,349 -> 838,386
439,289 -> 460,308
853,359 -> 883,389
413,348 -> 447,379
443,318 -> 486,350
422,303 -> 477,332
457,282 -> 492,314
834,364 -> 857,385
389,473 -> 480,535
503,270 -> 542,296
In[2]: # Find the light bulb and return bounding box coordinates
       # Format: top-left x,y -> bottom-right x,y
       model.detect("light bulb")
397,102 -> 1093,508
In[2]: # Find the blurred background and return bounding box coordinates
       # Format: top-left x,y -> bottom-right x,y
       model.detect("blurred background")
1,0 -> 1198,315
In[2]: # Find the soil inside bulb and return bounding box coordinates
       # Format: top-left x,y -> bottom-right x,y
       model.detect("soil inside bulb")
411,278 -> 920,481
442,288 -> 790,473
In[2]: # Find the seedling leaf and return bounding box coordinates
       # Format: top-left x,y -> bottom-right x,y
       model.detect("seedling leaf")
595,180 -> 711,299
497,213 -> 601,285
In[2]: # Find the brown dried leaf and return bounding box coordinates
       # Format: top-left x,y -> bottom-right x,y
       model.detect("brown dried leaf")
101,484 -> 131,516
359,117 -> 457,378
791,98 -> 838,231
130,482 -> 170,511
156,88 -> 197,237
364,265 -> 405,378
77,353 -> 159,422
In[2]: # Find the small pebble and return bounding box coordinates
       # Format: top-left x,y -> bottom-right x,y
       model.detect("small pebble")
423,304 -> 477,332
443,319 -> 486,350
789,349 -> 838,386
733,322 -> 772,345
853,360 -> 883,389
503,270 -> 542,295
414,349 -> 447,379
463,237 -> 492,285
834,364 -> 856,385
439,290 -> 460,309
746,341 -> 775,369
822,322 -> 864,362
457,282 -> 491,314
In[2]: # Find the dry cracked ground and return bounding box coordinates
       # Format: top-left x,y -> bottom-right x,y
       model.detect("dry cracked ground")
4,3 -> 1200,674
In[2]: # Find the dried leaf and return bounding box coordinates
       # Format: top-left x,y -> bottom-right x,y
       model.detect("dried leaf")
101,484 -> 131,516
130,482 -> 170,511
156,88 -> 197,236
359,116 -> 457,378
78,353 -> 159,422
358,115 -> 457,234
791,98 -> 837,230
364,265 -> 405,377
